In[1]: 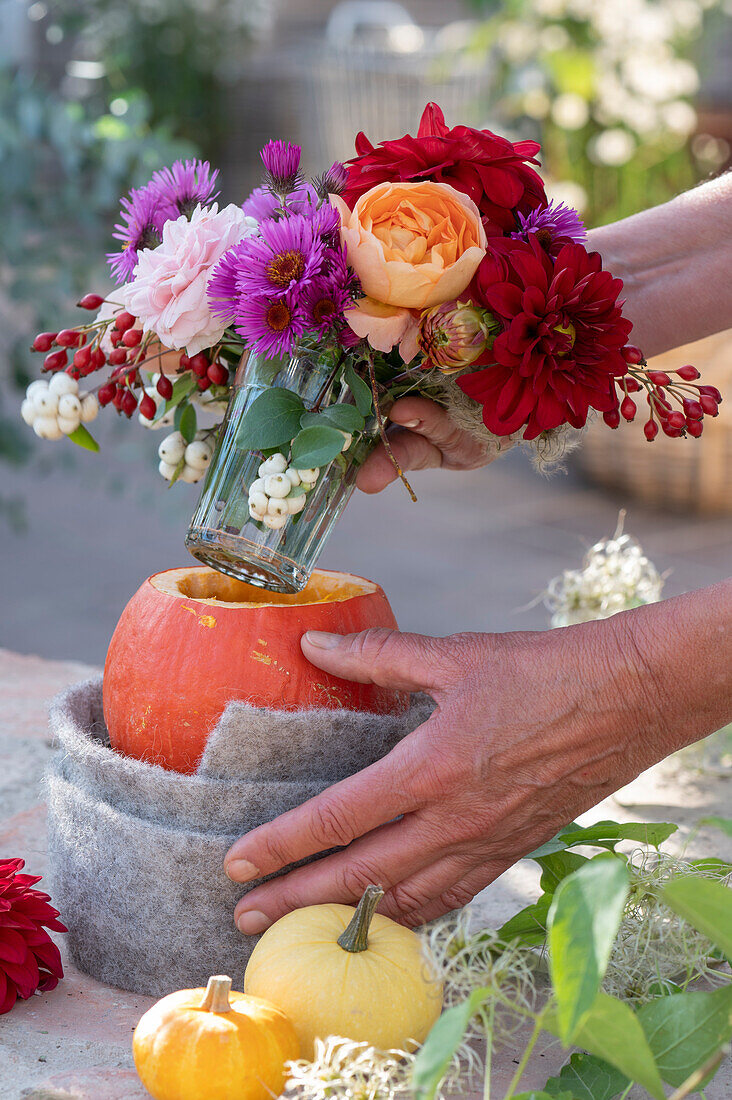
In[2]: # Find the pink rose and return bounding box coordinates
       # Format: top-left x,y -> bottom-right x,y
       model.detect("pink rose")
122,204 -> 257,356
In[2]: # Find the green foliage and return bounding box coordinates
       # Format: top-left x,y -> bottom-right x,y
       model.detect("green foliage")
154,375 -> 197,422
662,877 -> 732,960
699,816 -> 732,838
67,424 -> 100,453
412,989 -> 489,1100
543,1051 -> 628,1100
176,403 -> 197,444
637,985 -> 732,1087
300,404 -> 365,433
344,363 -> 373,417
529,820 -> 678,859
548,856 -> 630,1043
234,389 -> 305,451
290,425 -> 347,469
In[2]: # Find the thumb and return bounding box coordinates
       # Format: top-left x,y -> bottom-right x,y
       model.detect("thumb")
300,627 -> 457,695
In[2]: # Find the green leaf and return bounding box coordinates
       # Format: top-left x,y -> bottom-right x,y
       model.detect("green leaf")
538,851 -> 588,895
152,373 -> 195,422
662,877 -> 732,960
290,425 -> 345,469
177,402 -> 197,444
67,424 -> 100,453
344,362 -> 372,416
498,894 -> 552,947
543,1052 -> 628,1100
300,404 -> 365,433
548,856 -> 630,1043
412,988 -> 488,1100
545,993 -> 665,1100
699,816 -> 732,838
529,820 -> 677,859
638,985 -> 732,1088
234,388 -> 305,450
514,1093 -> 574,1100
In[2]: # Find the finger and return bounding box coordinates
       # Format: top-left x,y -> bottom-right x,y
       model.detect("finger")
356,427 -> 443,493
300,627 -> 459,695
232,814 -> 448,934
388,396 -> 491,470
224,737 -> 425,884
382,859 -> 510,929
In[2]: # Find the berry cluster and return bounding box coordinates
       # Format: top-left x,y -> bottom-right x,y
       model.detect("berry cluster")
158,430 -> 214,484
605,346 -> 723,440
248,453 -> 320,529
179,352 -> 230,392
21,374 -> 98,439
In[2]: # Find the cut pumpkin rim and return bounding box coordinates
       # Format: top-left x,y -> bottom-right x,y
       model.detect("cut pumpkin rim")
149,566 -> 381,609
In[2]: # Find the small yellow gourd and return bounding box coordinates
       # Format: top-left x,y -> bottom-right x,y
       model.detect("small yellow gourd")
132,974 -> 299,1100
244,885 -> 444,1058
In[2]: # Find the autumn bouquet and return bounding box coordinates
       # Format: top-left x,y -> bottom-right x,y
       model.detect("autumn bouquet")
21,104 -> 720,591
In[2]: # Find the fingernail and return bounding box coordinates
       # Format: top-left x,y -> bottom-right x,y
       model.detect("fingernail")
399,419 -> 421,428
225,859 -> 260,883
236,910 -> 271,935
304,630 -> 342,649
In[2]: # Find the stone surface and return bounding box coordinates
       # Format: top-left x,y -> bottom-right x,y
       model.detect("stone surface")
0,647 -> 730,1099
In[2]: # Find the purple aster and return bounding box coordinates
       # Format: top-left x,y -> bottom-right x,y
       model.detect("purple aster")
302,248 -> 355,336
207,243 -> 243,324
107,183 -> 169,284
260,139 -> 302,193
314,161 -> 348,200
241,182 -> 318,222
150,158 -> 219,218
235,213 -> 326,299
511,200 -> 587,255
233,292 -> 307,357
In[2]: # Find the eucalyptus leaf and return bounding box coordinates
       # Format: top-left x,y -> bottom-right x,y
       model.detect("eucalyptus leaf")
548,856 -> 630,1043
234,388 -> 305,450
412,988 -> 488,1100
177,402 -> 197,444
545,993 -> 665,1100
67,424 -> 100,453
662,877 -> 732,960
344,362 -> 373,416
290,425 -> 345,469
300,404 -> 365,433
543,1052 -> 628,1100
637,985 -> 732,1087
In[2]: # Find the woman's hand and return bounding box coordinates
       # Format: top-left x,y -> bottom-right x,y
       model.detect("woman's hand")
356,395 -> 499,494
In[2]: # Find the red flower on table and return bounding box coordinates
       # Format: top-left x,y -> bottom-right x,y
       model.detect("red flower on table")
0,858 -> 66,1014
458,237 -> 633,440
342,102 -> 546,235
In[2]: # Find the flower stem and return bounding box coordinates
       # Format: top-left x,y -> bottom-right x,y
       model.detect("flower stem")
503,1010 -> 545,1100
365,352 -> 418,502
483,1003 -> 494,1100
337,885 -> 384,953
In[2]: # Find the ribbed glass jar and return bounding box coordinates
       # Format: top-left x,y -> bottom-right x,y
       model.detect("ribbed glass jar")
185,350 -> 377,593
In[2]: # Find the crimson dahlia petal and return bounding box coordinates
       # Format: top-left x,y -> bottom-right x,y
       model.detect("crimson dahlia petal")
0,859 -> 66,1015
459,236 -> 632,440
342,102 -> 546,234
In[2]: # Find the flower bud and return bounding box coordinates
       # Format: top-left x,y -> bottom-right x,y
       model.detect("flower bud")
418,301 -> 497,374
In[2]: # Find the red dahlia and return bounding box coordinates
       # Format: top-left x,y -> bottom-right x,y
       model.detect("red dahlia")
459,237 -> 632,440
342,102 -> 546,235
0,858 -> 66,1014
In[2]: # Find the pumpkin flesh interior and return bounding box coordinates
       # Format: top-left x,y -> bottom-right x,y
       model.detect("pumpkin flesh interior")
151,567 -> 378,609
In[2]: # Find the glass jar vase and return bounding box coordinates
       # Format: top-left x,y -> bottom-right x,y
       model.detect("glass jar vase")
185,350 -> 377,593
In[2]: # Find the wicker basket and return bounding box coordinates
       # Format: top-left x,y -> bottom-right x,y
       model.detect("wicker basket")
576,330 -> 732,514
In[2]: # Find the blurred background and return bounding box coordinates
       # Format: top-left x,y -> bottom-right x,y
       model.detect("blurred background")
1,0 -> 730,664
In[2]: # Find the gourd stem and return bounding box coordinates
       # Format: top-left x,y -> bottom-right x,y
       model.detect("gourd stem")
199,975 -> 233,1013
337,885 -> 384,953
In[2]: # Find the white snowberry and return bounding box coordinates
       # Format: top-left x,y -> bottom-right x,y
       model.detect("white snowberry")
267,497 -> 289,517
79,393 -> 99,423
248,477 -> 266,495
57,416 -> 80,436
180,464 -> 204,484
58,393 -> 82,420
258,453 -> 288,476
33,416 -> 63,441
262,513 -> 287,530
158,459 -> 178,481
248,491 -> 269,516
33,388 -> 59,416
26,380 -> 48,401
48,372 -> 79,397
158,431 -> 186,465
285,467 -> 301,487
184,440 -> 212,472
287,493 -> 306,515
21,399 -> 36,426
264,473 -> 291,499
296,467 -> 320,485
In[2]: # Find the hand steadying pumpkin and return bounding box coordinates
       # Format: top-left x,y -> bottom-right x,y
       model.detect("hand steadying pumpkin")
226,581 -> 731,931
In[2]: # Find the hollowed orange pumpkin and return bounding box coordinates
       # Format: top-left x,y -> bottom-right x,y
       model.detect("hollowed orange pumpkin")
103,566 -> 408,773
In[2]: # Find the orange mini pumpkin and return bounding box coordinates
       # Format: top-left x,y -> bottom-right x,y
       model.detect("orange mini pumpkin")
103,566 -> 408,773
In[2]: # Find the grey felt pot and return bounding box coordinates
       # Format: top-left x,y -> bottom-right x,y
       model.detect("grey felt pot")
46,677 -> 431,997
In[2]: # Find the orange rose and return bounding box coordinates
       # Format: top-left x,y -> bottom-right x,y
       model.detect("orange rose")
330,181 -> 487,310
